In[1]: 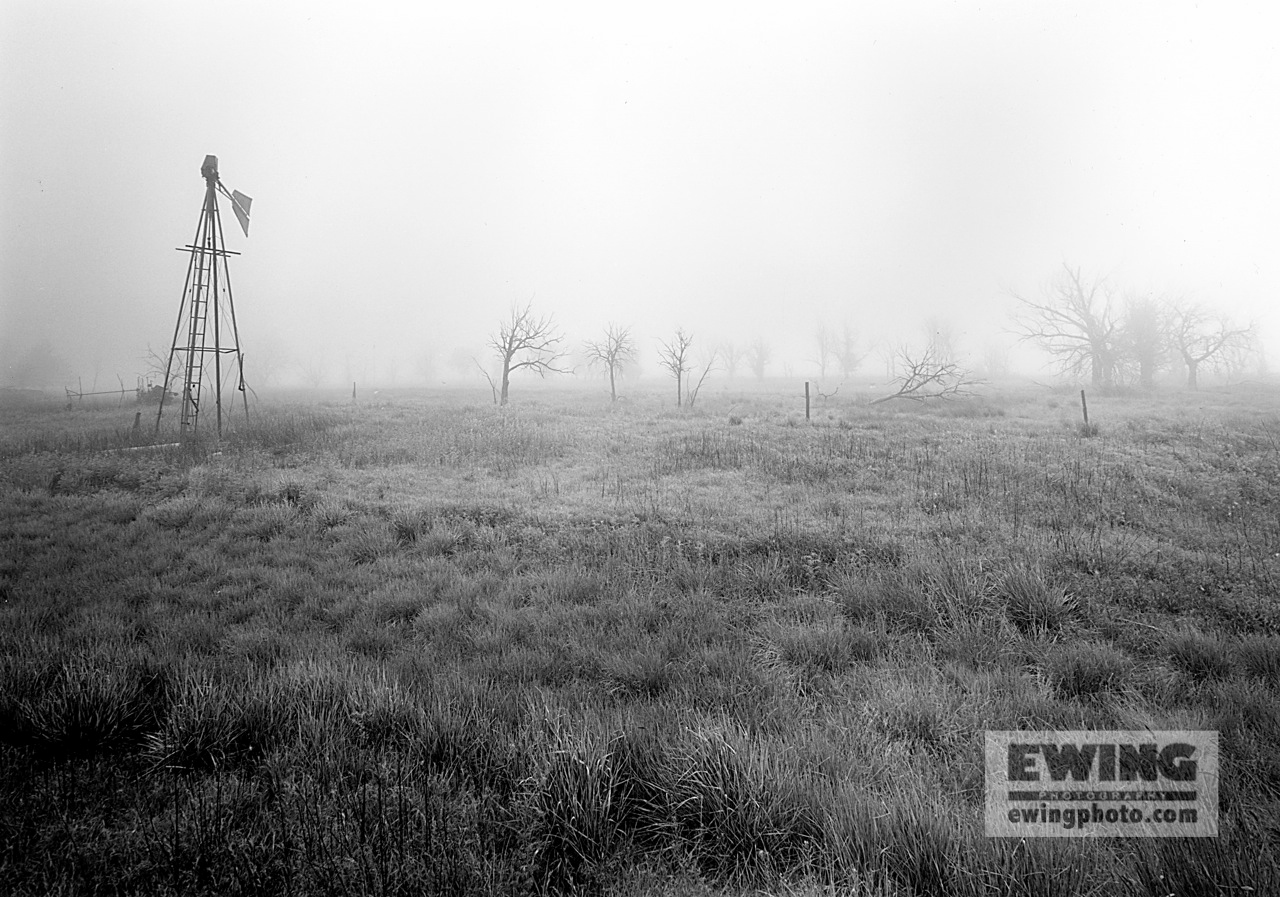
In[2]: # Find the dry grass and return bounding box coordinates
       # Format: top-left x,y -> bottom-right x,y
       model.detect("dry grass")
1,382 -> 1278,895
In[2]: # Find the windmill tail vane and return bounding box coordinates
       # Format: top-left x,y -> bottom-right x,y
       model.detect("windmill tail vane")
224,186 -> 253,238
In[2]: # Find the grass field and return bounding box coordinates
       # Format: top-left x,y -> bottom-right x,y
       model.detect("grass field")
2,380 -> 1279,895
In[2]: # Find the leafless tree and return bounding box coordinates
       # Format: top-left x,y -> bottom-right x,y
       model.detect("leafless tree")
1013,264 -> 1121,387
746,337 -> 771,380
686,349 -> 719,409
980,341 -> 1010,379
814,322 -> 836,378
1119,296 -> 1167,388
657,328 -> 695,407
871,343 -> 982,404
487,302 -> 569,405
832,322 -> 864,379
296,355 -> 328,389
583,323 -> 636,403
923,316 -> 959,365
448,347 -> 478,381
1165,301 -> 1253,389
413,351 -> 437,385
472,357 -> 500,404
718,341 -> 745,378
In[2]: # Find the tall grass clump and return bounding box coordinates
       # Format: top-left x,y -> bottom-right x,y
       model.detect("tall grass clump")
1237,633 -> 1280,681
833,568 -> 936,632
1163,627 -> 1234,682
1042,641 -> 1135,701
4,653 -> 169,757
144,673 -> 289,772
1000,564 -> 1078,634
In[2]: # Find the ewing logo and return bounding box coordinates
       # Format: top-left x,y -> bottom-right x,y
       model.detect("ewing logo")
985,730 -> 1218,837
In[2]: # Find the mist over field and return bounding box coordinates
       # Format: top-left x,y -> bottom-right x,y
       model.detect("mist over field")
4,4 -> 1280,895
2,2 -> 1277,393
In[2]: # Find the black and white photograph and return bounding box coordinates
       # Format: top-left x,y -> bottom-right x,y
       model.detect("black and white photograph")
2,1 -> 1278,893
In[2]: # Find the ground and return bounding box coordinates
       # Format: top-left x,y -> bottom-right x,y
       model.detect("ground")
1,379 -> 1278,895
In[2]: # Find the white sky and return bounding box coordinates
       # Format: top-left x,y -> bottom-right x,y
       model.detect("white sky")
2,1 -> 1277,386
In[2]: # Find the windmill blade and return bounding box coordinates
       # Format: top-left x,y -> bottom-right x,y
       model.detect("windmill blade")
230,190 -> 252,237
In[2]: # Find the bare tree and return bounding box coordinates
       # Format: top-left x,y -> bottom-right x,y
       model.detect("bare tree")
923,316 -> 958,365
296,355 -> 328,389
871,343 -> 982,404
746,337 -> 771,380
472,357 -> 500,404
583,323 -> 636,403
1013,264 -> 1121,387
686,348 -> 719,409
719,341 -> 745,378
980,341 -> 1010,379
814,322 -> 836,378
1166,301 -> 1253,389
1119,296 -> 1167,388
448,347 -> 478,381
657,328 -> 694,407
832,322 -> 864,379
488,302 -> 569,405
413,351 -> 437,385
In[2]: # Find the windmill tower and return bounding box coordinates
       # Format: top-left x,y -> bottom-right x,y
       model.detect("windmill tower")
155,155 -> 253,438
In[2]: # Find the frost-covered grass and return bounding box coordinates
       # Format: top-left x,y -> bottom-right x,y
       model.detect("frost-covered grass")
1,382 -> 1278,895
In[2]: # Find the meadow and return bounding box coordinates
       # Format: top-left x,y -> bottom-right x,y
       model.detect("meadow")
1,379 -> 1278,895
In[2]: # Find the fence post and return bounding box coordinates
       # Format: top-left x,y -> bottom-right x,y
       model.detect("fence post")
805,381 -> 811,421
1080,389 -> 1089,426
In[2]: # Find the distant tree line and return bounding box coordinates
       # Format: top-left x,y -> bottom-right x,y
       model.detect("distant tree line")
474,264 -> 1259,407
1013,263 -> 1257,389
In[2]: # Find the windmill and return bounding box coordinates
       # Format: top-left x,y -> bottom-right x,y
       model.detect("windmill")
154,155 -> 253,439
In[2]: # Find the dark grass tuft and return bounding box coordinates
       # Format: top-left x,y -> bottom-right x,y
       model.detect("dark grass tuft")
1164,627 -> 1234,682
1042,641 -> 1135,701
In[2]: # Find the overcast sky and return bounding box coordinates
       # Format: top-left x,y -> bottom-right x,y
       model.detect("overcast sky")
2,1 -> 1277,388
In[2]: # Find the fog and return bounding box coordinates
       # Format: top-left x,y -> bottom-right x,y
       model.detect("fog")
3,2 -> 1277,390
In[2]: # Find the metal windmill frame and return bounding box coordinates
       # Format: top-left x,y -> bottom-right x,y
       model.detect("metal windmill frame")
155,155 -> 252,439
